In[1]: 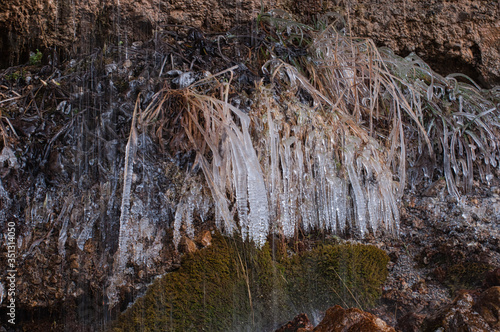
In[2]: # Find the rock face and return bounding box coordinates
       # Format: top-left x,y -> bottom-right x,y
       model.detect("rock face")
1,0 -> 499,85
422,288 -> 500,331
473,287 -> 500,330
314,305 -> 396,332
341,0 -> 500,87
0,1 -> 499,330
275,306 -> 395,332
277,287 -> 500,332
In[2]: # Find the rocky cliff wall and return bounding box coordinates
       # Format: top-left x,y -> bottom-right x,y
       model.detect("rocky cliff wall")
0,0 -> 499,86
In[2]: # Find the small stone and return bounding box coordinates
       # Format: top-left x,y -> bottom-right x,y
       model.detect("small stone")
275,313 -> 313,332
195,230 -> 212,248
69,257 -> 79,269
314,305 -> 395,332
179,236 -> 197,254
131,41 -> 143,49
123,59 -> 132,69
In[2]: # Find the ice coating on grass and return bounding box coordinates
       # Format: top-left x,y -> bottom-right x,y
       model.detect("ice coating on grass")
115,111 -> 137,271
131,45 -> 405,255
173,179 -> 210,248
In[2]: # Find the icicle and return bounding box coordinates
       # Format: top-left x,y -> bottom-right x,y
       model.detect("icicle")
280,137 -> 296,238
240,130 -> 270,246
228,129 -> 250,239
333,176 -> 347,232
345,138 -> 368,235
77,203 -> 99,251
199,155 -> 234,234
267,107 -> 280,230
116,97 -> 139,270
173,201 -> 185,249
367,183 -> 380,234
442,123 -> 461,201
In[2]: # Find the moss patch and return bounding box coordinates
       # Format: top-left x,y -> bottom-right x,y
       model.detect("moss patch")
285,243 -> 390,311
109,235 -> 389,331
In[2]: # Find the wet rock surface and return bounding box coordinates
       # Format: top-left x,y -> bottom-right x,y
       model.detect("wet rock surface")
1,0 -> 499,85
276,182 -> 500,331
313,305 -> 396,332
369,183 -> 500,331
421,290 -> 495,331
275,305 -> 396,332
473,286 -> 500,329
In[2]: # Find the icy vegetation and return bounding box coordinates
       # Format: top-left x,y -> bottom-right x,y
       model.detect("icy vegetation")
134,18 -> 499,257
2,9 -> 498,312
137,32 -> 405,250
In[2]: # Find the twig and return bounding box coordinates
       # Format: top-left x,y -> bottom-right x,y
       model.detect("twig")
215,35 -> 231,63
159,54 -> 169,77
0,96 -> 22,104
189,65 -> 239,88
330,266 -> 363,310
4,118 -> 18,138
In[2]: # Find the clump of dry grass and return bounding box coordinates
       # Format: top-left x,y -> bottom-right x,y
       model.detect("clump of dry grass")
123,13 -> 500,248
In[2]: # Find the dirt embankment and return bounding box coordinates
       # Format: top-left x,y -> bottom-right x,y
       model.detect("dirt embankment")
0,0 -> 499,86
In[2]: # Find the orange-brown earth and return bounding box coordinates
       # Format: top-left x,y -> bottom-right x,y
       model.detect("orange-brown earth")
1,0 -> 499,85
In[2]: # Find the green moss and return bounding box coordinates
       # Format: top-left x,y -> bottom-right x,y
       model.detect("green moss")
109,235 -> 389,331
5,70 -> 23,81
283,243 -> 389,312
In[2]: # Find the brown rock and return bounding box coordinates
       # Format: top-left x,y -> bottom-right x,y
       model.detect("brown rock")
484,268 -> 500,288
422,291 -> 493,332
69,254 -> 79,269
179,236 -> 197,254
1,0 -> 499,85
195,230 -> 212,248
275,313 -> 314,332
313,305 -> 396,332
473,286 -> 500,329
84,240 -> 96,254
396,312 -> 425,332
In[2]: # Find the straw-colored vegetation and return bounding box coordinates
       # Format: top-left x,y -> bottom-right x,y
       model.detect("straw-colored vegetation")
125,11 -> 499,247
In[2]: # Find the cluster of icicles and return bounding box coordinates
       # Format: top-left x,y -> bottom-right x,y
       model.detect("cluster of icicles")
113,27 -> 410,264
170,90 -> 401,249
105,22 -> 500,306
167,70 -> 404,248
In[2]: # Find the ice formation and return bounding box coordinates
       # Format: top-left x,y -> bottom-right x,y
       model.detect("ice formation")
256,96 -> 400,240
159,82 -> 401,250
127,33 -> 406,254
